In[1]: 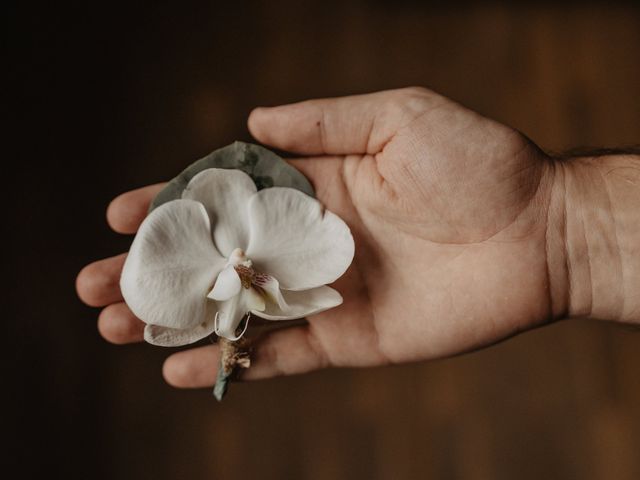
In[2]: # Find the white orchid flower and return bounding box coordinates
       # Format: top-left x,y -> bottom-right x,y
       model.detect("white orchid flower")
120,168 -> 354,346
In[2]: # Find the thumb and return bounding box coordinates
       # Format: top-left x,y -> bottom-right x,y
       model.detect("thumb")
247,87 -> 436,156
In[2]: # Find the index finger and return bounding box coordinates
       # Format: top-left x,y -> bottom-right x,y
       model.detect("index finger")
106,183 -> 166,234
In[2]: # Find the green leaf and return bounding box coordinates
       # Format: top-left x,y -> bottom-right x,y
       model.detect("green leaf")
149,141 -> 315,212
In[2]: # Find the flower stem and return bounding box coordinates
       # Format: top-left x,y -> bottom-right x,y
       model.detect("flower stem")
213,337 -> 251,401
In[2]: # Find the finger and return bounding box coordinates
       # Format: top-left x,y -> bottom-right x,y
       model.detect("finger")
247,87 -> 439,156
162,326 -> 329,388
107,183 -> 166,234
98,302 -> 145,344
162,344 -> 220,388
76,253 -> 127,307
242,326 -> 330,380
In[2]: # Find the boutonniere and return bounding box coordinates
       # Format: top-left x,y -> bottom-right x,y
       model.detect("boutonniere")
120,142 -> 354,399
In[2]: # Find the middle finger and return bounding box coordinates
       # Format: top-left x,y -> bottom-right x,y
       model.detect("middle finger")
76,253 -> 127,307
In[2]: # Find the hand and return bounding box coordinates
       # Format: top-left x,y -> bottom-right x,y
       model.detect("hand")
77,87 -> 559,387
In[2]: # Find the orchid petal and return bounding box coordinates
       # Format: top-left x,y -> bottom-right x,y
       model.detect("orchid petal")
144,315 -> 216,347
120,199 -> 224,329
181,168 -> 257,256
254,274 -> 288,310
253,285 -> 343,320
207,265 -> 241,301
245,287 -> 266,312
246,188 -> 354,290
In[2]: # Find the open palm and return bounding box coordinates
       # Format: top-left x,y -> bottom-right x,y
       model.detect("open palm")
77,88 -> 556,387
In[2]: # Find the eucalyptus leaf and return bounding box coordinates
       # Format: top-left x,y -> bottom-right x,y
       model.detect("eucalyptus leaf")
149,141 -> 315,213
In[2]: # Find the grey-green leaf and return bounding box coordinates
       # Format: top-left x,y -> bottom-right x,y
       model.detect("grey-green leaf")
149,141 -> 315,212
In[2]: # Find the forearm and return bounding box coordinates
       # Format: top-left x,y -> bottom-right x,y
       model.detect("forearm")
546,151 -> 640,324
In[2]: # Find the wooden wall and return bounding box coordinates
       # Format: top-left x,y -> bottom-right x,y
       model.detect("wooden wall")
9,1 -> 639,479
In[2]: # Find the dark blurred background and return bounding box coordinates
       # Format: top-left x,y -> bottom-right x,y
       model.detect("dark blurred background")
7,1 -> 640,479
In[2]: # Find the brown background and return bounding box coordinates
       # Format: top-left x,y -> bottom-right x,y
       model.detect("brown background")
8,1 -> 640,479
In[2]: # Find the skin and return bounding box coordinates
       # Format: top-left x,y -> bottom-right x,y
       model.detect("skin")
76,87 -> 640,388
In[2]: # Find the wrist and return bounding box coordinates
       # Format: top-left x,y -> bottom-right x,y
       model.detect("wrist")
546,152 -> 640,323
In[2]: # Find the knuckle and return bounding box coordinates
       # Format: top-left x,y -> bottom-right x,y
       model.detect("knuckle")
381,87 -> 443,123
393,86 -> 436,104
400,86 -> 433,97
